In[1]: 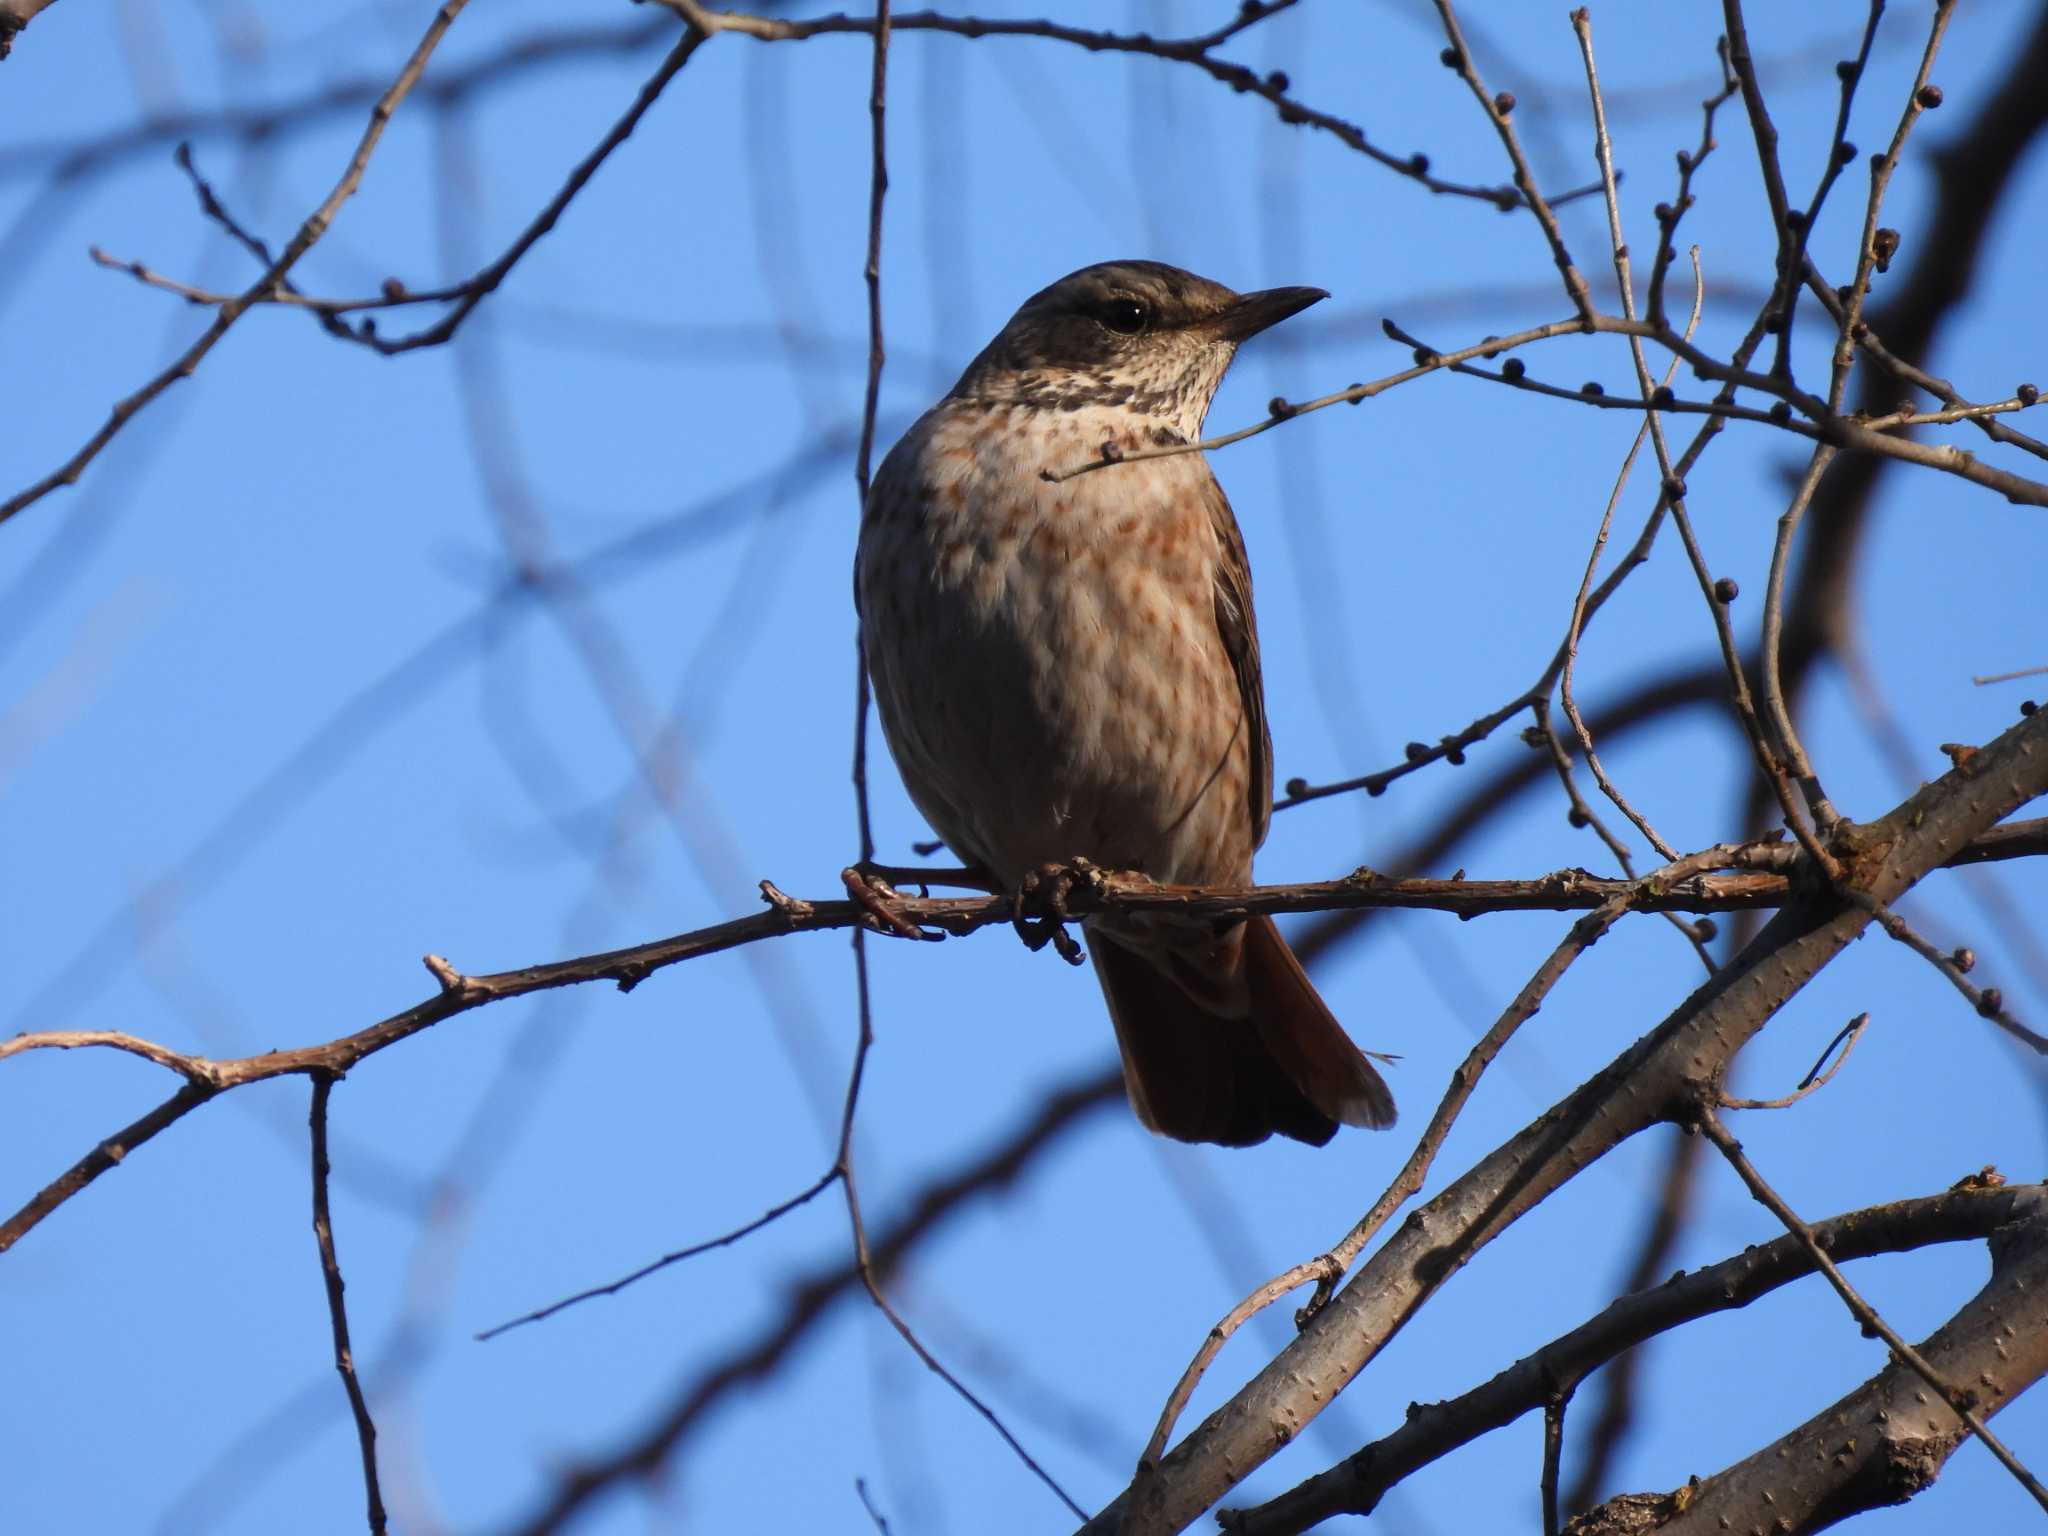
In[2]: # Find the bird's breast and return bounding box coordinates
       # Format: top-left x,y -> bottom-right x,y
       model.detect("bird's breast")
858,402 -> 1254,885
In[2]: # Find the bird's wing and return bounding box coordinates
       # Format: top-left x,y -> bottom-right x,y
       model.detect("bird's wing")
1204,469 -> 1274,848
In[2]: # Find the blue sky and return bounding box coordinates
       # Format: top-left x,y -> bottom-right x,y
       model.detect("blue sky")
4,2 -> 2047,1533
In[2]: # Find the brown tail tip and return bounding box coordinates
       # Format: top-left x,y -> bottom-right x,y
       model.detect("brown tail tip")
1241,914 -> 1397,1132
1090,916 -> 1395,1147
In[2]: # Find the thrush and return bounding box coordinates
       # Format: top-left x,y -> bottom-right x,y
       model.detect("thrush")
857,260 -> 1395,1147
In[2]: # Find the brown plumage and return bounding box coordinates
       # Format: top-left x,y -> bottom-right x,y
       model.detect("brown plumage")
856,260 -> 1395,1146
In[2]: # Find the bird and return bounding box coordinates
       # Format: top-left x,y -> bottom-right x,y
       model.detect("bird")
856,260 -> 1395,1147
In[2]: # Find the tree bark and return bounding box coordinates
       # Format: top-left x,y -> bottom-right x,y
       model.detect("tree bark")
1570,1196 -> 2048,1534
1083,706 -> 2048,1535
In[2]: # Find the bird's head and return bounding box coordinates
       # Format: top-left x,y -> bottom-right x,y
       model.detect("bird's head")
949,260 -> 1327,441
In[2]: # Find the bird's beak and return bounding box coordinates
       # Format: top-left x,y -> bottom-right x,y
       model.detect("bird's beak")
1211,285 -> 1328,342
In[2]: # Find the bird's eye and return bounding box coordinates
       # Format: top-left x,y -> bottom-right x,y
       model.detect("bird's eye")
1098,298 -> 1149,335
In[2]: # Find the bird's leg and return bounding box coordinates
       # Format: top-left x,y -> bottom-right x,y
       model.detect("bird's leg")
1010,858 -> 1107,967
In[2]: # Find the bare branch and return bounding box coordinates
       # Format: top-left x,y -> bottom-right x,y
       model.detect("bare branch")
1574,9 -> 1835,881
1558,1131 -> 1705,1516
309,1076 -> 387,1536
477,1169 -> 841,1341
1134,842 -> 1756,1489
1581,1197 -> 2048,1533
1554,219 -> 1704,864
11,817 -> 2046,1253
1084,705 -> 2048,1535
1231,1182 -> 2046,1532
1432,0 -> 1596,322
1843,885 -> 2048,1050
501,1068 -> 1123,1535
1976,665 -> 2048,686
655,1 -> 1595,213
1829,0 -> 1961,411
1717,1011 -> 1868,1110
1700,1109 -> 2048,1514
0,0 -> 477,528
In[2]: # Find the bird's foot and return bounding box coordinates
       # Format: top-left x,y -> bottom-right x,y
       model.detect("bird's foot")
840,866 -> 943,942
1010,858 -> 1106,967
852,859 -> 1001,896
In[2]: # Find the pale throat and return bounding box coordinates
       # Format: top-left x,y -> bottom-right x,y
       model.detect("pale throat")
958,343 -> 1235,447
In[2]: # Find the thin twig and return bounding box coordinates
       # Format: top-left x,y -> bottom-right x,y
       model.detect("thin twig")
476,1169 -> 841,1340
1397,350 -> 2040,436
1759,443 -> 1843,828
1844,889 -> 2048,1053
1574,10 -> 1831,882
1765,0 -> 1883,382
1531,698 -> 1636,872
1433,0 -> 1596,323
349,27 -> 707,356
1540,1392 -> 1569,1536
856,1478 -> 894,1535
1136,1255 -> 1340,1475
1830,0 -> 1960,411
1555,237 -> 1705,865
1044,312 -> 1596,482
1805,260 -> 2048,462
1756,2 -> 1951,836
1645,37 -> 1738,330
1282,298 -> 1765,815
8,825 -> 2043,1255
1037,307 -> 2048,507
309,1075 -> 387,1536
850,0 -> 890,869
654,0 -> 1602,214
834,4 -> 1077,1517
1532,697 -> 1718,973
1718,1012 -> 1869,1110
1719,0 -> 1794,284
1698,1106 -> 2048,1514
1139,844 -> 1754,1468
88,245 -> 469,315
0,0 -> 475,527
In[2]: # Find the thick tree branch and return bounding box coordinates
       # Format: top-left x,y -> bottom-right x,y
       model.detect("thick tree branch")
1570,1198 -> 2048,1534
1699,1109 -> 2048,1512
1232,1182 -> 2046,1533
1081,705 -> 2048,1535
1136,840 -> 1765,1475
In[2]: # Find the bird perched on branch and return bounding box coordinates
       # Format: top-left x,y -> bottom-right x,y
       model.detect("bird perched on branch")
857,260 -> 1395,1146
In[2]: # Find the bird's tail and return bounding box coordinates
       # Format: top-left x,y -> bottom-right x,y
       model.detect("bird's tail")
1091,915 -> 1395,1147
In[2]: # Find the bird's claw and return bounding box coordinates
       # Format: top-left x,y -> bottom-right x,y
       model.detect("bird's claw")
841,865 -> 940,942
1010,859 -> 1103,966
